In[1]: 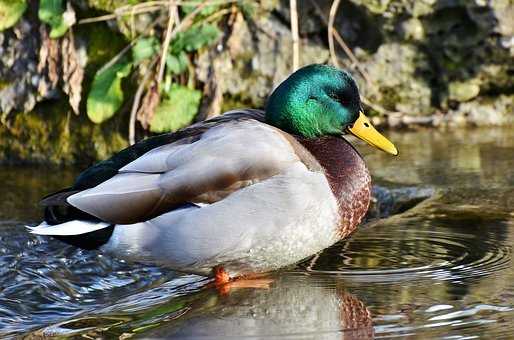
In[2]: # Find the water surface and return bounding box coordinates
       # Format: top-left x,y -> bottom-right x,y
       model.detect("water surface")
1,127 -> 513,338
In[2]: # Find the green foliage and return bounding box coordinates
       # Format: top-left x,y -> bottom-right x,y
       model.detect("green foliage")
87,60 -> 132,124
166,51 -> 189,75
39,0 -> 74,38
181,3 -> 220,17
70,4 -> 223,131
132,37 -> 159,63
150,85 -> 201,133
237,0 -> 257,18
170,23 -> 221,54
0,0 -> 26,31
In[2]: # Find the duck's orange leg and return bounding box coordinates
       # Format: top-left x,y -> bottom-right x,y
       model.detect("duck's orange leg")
213,266 -> 274,295
214,266 -> 231,286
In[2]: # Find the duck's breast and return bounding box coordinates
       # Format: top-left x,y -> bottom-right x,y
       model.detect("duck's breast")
298,136 -> 372,238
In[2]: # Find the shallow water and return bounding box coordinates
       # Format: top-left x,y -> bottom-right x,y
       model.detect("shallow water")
1,127 -> 513,338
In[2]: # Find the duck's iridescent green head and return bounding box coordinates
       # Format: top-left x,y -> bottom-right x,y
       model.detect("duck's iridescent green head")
266,64 -> 360,138
266,64 -> 398,155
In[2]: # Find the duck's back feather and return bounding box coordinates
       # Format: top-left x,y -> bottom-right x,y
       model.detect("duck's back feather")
42,109 -> 311,225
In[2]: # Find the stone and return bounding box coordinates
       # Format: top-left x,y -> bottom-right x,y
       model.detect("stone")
196,12 -> 329,114
367,185 -> 435,220
359,43 -> 433,115
449,95 -> 514,127
448,80 -> 481,102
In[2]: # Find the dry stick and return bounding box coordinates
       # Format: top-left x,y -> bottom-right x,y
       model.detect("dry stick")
173,3 -> 181,24
327,0 -> 341,68
129,58 -> 159,145
97,42 -> 134,74
129,2 -> 208,144
129,3 -> 137,38
163,1 -> 210,48
333,30 -> 373,86
290,0 -> 300,71
157,0 -> 177,86
96,16 -> 163,75
78,0 -> 241,25
78,6 -> 163,24
312,0 -> 371,84
324,0 -> 397,115
360,97 -> 393,115
203,7 -> 231,23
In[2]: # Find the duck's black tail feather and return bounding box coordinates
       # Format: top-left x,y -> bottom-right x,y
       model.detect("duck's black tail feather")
41,188 -> 101,225
53,225 -> 115,250
32,187 -> 114,250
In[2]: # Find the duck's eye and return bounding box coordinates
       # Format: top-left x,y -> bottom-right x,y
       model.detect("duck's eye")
329,93 -> 349,106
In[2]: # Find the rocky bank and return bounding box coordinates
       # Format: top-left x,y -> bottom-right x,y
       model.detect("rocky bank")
0,0 -> 513,164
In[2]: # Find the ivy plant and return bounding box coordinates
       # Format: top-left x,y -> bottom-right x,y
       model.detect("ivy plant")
150,85 -> 202,133
0,0 -> 27,31
87,59 -> 132,124
87,20 -> 222,133
39,0 -> 74,38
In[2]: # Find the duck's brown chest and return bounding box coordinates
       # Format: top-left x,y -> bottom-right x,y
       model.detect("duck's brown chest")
298,136 -> 372,238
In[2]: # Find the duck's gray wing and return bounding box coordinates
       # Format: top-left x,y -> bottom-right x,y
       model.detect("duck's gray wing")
66,110 -> 309,224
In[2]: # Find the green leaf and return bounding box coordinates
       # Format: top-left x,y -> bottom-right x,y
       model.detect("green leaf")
171,24 -> 221,54
237,0 -> 256,18
132,37 -> 159,63
150,85 -> 201,133
39,0 -> 74,38
181,3 -> 220,17
165,51 -> 189,75
87,60 -> 132,124
0,0 -> 27,31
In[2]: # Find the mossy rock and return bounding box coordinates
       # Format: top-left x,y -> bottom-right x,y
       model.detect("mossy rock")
0,100 -> 128,165
360,43 -> 434,115
449,80 -> 480,102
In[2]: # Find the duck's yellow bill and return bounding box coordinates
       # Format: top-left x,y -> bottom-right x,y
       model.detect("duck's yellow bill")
348,111 -> 398,156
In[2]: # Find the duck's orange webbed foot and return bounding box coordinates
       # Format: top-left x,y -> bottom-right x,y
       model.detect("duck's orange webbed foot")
214,265 -> 231,286
213,266 -> 274,295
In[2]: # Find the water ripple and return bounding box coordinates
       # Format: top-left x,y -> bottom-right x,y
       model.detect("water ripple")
0,223 -> 197,336
299,219 -> 511,283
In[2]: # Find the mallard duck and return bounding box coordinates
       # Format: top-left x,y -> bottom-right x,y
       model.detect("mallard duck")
30,64 -> 397,284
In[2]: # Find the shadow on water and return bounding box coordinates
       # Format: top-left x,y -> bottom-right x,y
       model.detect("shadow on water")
1,127 -> 514,338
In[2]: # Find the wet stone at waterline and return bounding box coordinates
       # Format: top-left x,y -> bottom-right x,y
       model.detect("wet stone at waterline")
1,127 -> 514,338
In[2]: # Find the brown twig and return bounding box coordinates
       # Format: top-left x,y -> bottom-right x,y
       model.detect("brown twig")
319,0 -> 397,115
361,96 -> 397,115
290,0 -> 300,71
313,0 -> 372,84
97,15 -> 164,74
129,1 -> 210,143
333,30 -> 372,86
203,8 -> 231,23
327,0 -> 341,68
78,0 -> 242,25
129,58 -> 159,145
78,5 -> 163,24
157,0 -> 177,86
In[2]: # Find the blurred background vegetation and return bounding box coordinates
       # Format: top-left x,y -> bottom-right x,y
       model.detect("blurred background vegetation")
0,0 -> 513,165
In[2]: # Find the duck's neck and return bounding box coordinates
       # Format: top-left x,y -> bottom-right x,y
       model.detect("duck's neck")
298,136 -> 372,238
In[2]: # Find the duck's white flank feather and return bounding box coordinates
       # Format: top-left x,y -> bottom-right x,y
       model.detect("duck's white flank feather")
102,163 -> 340,276
28,220 -> 110,236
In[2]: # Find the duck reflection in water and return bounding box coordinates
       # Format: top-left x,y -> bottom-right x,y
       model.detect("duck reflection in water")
144,274 -> 373,339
